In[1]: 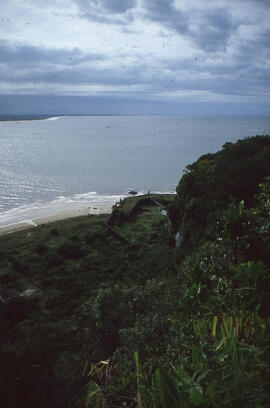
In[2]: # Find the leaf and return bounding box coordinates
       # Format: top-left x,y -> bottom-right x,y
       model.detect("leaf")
135,351 -> 152,408
239,200 -> 244,217
189,386 -> 203,406
155,369 -> 183,407
212,316 -> 218,337
215,335 -> 226,351
206,379 -> 217,401
82,361 -> 89,376
85,381 -> 103,408
134,352 -> 143,408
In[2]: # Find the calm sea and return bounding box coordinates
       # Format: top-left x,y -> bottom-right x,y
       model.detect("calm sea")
0,115 -> 269,226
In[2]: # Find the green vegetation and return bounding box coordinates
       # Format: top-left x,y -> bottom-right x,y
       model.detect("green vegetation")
1,136 -> 270,407
169,135 -> 270,257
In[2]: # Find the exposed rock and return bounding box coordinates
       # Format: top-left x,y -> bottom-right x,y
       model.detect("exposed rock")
175,231 -> 183,248
20,289 -> 37,298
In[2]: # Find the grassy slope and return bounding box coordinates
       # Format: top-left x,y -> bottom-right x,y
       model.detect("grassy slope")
0,194 -> 177,407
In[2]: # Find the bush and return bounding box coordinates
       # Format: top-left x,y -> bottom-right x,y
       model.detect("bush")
50,228 -> 59,236
56,239 -> 85,259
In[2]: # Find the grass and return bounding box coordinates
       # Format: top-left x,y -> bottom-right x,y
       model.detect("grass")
0,214 -> 107,248
115,193 -> 175,213
0,200 -> 170,293
109,193 -> 173,243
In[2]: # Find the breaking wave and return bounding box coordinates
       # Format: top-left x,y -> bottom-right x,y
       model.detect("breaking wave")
0,192 -> 126,227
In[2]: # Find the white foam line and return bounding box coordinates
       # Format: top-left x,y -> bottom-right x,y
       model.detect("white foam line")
0,195 -> 124,227
0,191 -> 174,229
45,116 -> 62,121
24,219 -> 38,227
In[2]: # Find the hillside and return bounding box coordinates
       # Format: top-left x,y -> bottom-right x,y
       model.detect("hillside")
169,135 -> 270,256
0,136 -> 270,407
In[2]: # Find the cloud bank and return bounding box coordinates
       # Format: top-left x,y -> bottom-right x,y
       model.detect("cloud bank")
0,0 -> 269,114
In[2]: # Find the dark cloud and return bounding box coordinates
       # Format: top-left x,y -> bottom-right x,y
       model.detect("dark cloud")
73,0 -> 268,54
98,0 -> 136,13
74,0 -> 136,25
0,38 -> 269,105
189,8 -> 237,52
141,1 -> 238,52
1,55 -> 265,103
0,41 -> 106,68
254,29 -> 270,53
248,0 -> 270,6
10,65 -> 149,87
229,27 -> 270,79
0,42 -> 148,87
0,43 -> 74,65
142,0 -> 189,34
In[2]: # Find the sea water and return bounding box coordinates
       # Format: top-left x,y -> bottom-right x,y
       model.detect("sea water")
0,115 -> 269,226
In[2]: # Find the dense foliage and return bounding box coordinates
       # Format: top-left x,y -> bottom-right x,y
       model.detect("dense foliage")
0,136 -> 270,407
168,135 -> 270,256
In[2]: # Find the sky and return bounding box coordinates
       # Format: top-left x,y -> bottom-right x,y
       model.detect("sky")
0,0 -> 270,115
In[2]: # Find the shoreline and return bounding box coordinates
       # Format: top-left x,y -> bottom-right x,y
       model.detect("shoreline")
0,115 -> 53,122
0,114 -> 143,122
0,192 -> 175,237
0,193 -> 128,230
0,205 -> 112,236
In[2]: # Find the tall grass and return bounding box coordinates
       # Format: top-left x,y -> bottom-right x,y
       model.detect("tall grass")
135,314 -> 270,407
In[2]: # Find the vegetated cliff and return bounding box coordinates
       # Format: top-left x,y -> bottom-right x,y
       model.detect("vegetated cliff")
168,135 -> 270,255
132,136 -> 270,407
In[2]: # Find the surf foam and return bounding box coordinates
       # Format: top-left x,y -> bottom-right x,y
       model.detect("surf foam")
0,192 -> 126,227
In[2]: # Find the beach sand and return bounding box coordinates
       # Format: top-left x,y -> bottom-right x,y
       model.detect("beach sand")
0,205 -> 112,236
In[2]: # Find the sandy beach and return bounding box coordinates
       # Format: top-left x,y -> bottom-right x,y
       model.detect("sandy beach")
0,205 -> 112,236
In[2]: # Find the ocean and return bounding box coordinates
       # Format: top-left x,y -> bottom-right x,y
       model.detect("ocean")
0,114 -> 269,226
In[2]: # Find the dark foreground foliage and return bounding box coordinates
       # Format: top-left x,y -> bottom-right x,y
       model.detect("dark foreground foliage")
0,136 -> 270,407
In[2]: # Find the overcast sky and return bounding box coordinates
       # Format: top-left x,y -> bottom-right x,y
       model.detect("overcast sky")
0,0 -> 270,115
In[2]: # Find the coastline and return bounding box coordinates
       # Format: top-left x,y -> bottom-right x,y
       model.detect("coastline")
0,115 -> 53,122
0,192 -> 175,236
0,205 -> 112,236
